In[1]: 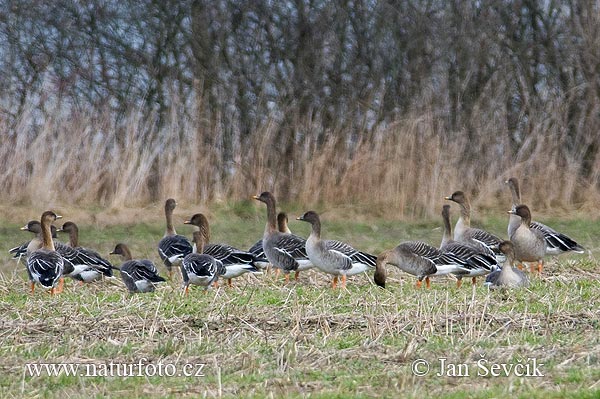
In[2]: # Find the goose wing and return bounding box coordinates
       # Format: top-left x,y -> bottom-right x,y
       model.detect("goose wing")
530,221 -> 585,254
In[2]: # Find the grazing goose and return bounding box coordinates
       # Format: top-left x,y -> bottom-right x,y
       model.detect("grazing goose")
440,205 -> 498,287
158,199 -> 193,276
508,205 -> 546,274
252,192 -> 313,283
506,177 -> 584,255
181,231 -> 226,295
183,213 -> 261,287
248,212 -> 292,270
110,243 -> 165,293
297,211 -> 376,289
26,211 -> 64,295
445,191 -> 505,261
56,221 -> 115,282
485,241 -> 529,289
374,241 -> 469,289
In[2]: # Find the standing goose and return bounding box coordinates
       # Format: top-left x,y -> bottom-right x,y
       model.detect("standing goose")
158,199 -> 193,276
374,241 -> 469,289
56,221 -> 115,282
26,211 -> 64,294
183,213 -> 261,287
506,177 -> 584,255
252,192 -> 313,283
445,191 -> 505,261
297,211 -> 376,289
110,243 -> 165,293
508,205 -> 546,274
440,205 -> 498,287
10,220 -> 49,261
485,241 -> 529,288
248,212 -> 292,270
181,231 -> 226,295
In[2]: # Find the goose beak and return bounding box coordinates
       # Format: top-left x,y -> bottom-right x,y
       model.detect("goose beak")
444,196 -> 451,200
296,216 -> 304,221
55,214 -> 63,220
251,195 -> 260,200
20,225 -> 28,231
507,210 -> 515,214
183,220 -> 191,224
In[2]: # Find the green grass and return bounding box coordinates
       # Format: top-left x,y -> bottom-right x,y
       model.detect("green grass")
0,207 -> 598,398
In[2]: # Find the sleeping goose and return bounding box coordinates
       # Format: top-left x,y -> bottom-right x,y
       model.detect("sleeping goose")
158,198 -> 193,276
440,205 -> 498,287
508,205 -> 546,274
26,211 -> 64,295
506,177 -> 584,255
56,221 -> 115,282
374,241 -> 469,289
183,213 -> 261,287
296,211 -> 376,289
485,241 -> 529,288
110,243 -> 165,293
252,192 -> 313,283
445,191 -> 505,261
248,212 -> 291,270
181,231 -> 226,295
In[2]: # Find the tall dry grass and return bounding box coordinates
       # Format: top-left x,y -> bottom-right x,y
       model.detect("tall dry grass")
1,97 -> 599,219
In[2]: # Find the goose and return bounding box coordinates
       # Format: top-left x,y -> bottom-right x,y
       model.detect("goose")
296,211 -> 376,289
440,205 -> 498,287
158,198 -> 193,276
183,213 -> 262,287
374,241 -> 469,289
26,211 -> 64,294
508,205 -> 546,274
56,221 -> 115,282
110,243 -> 165,293
252,192 -> 313,283
9,220 -> 52,261
248,212 -> 291,270
506,177 -> 584,255
445,191 -> 505,261
181,231 -> 226,295
485,241 -> 529,288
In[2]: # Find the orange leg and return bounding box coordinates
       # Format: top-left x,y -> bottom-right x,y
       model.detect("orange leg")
425,276 -> 431,289
332,276 -> 338,289
416,280 -> 422,289
471,277 -> 477,285
56,277 -> 65,294
537,261 -> 543,274
30,282 -> 35,294
284,273 -> 290,284
274,268 -> 281,279
50,287 -> 55,295
213,281 -> 219,288
517,263 -> 524,270
227,278 -> 232,287
294,271 -> 300,280
340,275 -> 347,289
184,285 -> 189,296
529,263 -> 536,274
456,279 -> 462,288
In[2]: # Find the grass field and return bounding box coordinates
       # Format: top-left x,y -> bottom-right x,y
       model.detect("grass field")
0,203 -> 598,398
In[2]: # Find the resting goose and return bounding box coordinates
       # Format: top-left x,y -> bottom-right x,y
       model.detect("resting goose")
248,212 -> 292,270
56,221 -> 115,282
506,177 -> 584,255
181,231 -> 226,294
110,243 -> 165,293
440,205 -> 498,287
297,211 -> 376,289
26,211 -> 64,294
252,192 -> 313,283
374,241 -> 469,289
158,198 -> 193,276
445,191 -> 505,261
508,205 -> 546,273
485,241 -> 529,288
183,213 -> 261,287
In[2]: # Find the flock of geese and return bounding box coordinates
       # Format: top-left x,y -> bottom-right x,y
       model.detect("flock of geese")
12,178 -> 585,295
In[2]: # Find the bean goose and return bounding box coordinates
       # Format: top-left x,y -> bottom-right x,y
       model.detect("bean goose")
440,205 -> 498,287
183,213 -> 261,287
445,191 -> 505,261
248,212 -> 291,270
158,198 -> 193,276
297,211 -> 376,289
252,192 -> 313,283
485,241 -> 529,288
508,205 -> 546,274
374,241 -> 469,289
110,243 -> 165,293
181,231 -> 226,295
26,211 -> 64,295
506,177 -> 584,255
